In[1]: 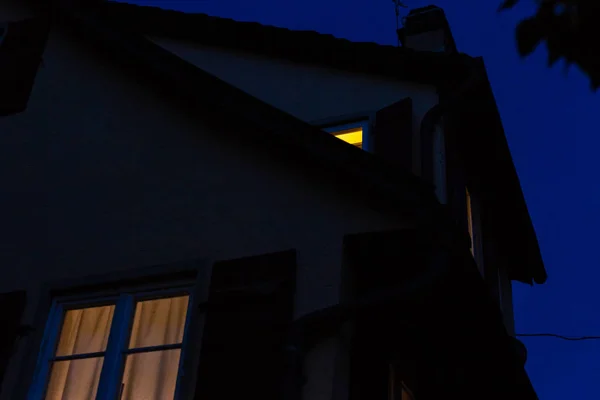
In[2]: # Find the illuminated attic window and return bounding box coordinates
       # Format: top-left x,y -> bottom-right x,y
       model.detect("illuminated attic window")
323,120 -> 370,150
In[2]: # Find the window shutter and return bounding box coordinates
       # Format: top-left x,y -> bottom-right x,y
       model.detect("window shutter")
194,250 -> 297,400
346,229 -> 435,400
0,290 -> 27,393
0,18 -> 49,116
372,98 -> 413,171
346,230 -> 535,399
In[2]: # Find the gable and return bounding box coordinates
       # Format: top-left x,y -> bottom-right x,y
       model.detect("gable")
150,37 -> 437,174
0,0 -> 545,290
152,38 -> 438,173
151,37 -> 438,124
0,21 -> 407,299
88,1 -> 545,285
0,22 -> 415,399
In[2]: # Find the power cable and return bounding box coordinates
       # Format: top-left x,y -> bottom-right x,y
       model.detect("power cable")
516,333 -> 600,341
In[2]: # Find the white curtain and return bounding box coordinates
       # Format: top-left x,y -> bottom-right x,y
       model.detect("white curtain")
45,305 -> 114,400
45,296 -> 188,400
121,295 -> 189,400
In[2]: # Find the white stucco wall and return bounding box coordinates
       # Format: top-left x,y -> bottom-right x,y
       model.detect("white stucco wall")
150,37 -> 440,174
0,15 -> 415,400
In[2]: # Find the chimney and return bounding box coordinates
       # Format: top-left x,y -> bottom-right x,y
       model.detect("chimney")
397,5 -> 457,53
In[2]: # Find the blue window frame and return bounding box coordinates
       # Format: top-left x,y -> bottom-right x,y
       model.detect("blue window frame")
323,120 -> 371,151
28,285 -> 194,400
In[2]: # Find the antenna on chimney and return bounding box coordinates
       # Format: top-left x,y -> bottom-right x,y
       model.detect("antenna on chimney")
392,0 -> 408,46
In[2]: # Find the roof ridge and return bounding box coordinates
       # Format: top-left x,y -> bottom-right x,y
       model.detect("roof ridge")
102,1 -> 401,49
94,1 -> 468,85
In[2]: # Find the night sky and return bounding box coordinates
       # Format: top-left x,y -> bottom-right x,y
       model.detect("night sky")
118,0 -> 599,397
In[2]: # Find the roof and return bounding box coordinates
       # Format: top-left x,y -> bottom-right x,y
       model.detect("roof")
95,1 -> 471,85
30,0 -> 545,284
457,63 -> 547,284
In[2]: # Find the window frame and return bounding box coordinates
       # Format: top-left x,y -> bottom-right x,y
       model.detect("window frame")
29,286 -> 193,400
23,260 -> 210,400
466,187 -> 485,276
322,120 -> 371,151
311,111 -> 374,152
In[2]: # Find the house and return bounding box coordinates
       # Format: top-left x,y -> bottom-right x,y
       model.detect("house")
0,0 -> 546,399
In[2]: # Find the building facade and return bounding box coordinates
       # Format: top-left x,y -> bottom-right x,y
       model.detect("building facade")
0,1 -> 545,399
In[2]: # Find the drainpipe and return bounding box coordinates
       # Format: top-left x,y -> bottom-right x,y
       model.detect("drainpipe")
419,55 -> 484,184
419,54 -> 484,181
282,57 -> 486,400
419,55 -> 485,251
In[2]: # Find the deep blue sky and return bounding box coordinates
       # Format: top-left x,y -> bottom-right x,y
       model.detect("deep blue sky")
121,0 -> 599,397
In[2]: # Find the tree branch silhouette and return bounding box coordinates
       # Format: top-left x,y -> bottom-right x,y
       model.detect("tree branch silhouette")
499,0 -> 600,90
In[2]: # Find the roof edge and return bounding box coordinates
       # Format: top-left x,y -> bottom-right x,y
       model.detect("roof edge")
42,0 -> 545,285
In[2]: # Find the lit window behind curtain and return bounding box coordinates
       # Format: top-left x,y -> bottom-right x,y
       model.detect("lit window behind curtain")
121,295 -> 189,400
45,305 -> 115,400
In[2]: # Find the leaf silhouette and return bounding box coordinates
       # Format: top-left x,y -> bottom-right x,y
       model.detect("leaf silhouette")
498,0 -> 520,12
506,1 -> 600,91
515,17 -> 543,56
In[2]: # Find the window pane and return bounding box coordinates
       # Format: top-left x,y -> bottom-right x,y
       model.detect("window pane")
121,349 -> 181,400
128,295 -> 189,348
45,357 -> 103,400
55,305 -> 115,356
401,389 -> 415,400
333,126 -> 362,148
389,364 -> 415,400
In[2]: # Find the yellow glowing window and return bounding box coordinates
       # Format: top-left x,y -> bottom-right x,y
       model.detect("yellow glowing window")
29,292 -> 192,400
333,126 -> 363,148
323,121 -> 369,150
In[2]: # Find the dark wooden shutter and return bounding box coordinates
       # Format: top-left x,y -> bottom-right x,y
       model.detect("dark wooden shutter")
347,230 -> 537,399
0,18 -> 49,116
346,229 -> 437,400
194,250 -> 297,400
372,97 -> 413,171
0,290 -> 27,393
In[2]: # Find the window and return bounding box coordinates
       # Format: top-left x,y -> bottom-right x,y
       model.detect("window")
28,288 -> 192,400
388,364 -> 416,400
323,120 -> 370,150
466,187 -> 485,276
